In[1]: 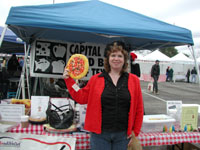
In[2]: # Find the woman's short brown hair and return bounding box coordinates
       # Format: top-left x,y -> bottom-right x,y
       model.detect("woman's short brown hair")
104,41 -> 128,74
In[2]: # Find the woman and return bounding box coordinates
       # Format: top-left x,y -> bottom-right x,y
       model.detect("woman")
63,41 -> 143,150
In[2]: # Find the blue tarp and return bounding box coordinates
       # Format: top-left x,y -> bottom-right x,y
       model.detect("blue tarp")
0,26 -> 23,43
5,0 -> 193,50
0,26 -> 24,53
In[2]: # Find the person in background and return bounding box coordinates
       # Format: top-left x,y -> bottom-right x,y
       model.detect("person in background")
186,69 -> 190,83
19,57 -> 24,71
2,57 -> 7,68
130,52 -> 141,77
168,67 -> 174,82
191,67 -> 197,83
7,54 -> 20,77
166,66 -> 170,82
151,60 -> 160,94
63,41 -> 144,150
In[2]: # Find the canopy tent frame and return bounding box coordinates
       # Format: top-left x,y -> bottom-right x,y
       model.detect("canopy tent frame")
0,25 -> 8,48
6,1 -> 194,50
0,25 -> 31,99
16,43 -> 31,99
0,25 -> 24,53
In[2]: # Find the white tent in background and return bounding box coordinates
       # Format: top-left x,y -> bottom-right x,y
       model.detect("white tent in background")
197,57 -> 200,63
171,52 -> 194,64
142,50 -> 171,62
130,51 -> 144,60
135,53 -> 144,60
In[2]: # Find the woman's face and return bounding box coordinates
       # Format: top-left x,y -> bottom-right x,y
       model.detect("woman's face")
109,50 -> 124,71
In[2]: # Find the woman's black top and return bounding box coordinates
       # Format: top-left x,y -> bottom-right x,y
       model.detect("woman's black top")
100,71 -> 131,132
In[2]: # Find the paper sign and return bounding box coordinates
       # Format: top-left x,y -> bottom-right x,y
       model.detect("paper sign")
0,104 -> 25,122
181,104 -> 198,130
31,96 -> 49,118
166,101 -> 182,129
166,101 -> 182,119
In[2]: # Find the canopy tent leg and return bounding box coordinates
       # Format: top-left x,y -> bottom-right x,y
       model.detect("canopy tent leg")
24,44 -> 31,99
16,75 -> 22,99
21,74 -> 25,99
189,46 -> 200,85
16,43 -> 31,99
0,24 -> 8,48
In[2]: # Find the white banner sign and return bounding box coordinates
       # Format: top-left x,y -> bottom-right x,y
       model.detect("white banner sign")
30,40 -> 105,80
0,133 -> 76,150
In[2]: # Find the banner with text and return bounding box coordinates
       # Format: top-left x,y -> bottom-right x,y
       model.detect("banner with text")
0,133 -> 76,150
30,40 -> 105,80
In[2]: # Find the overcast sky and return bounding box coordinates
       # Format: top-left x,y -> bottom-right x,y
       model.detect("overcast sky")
0,0 -> 200,57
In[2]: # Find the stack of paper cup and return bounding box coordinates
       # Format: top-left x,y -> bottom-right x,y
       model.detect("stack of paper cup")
21,115 -> 29,128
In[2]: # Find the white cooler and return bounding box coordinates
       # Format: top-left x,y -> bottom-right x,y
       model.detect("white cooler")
141,114 -> 176,133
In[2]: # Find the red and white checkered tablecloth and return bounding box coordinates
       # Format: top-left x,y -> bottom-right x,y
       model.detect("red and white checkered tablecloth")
8,124 -> 90,150
138,132 -> 200,146
8,124 -> 200,149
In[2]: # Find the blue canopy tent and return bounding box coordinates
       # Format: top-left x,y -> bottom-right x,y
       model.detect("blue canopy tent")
0,26 -> 28,99
5,0 -> 193,50
0,26 -> 24,54
4,0 -> 199,98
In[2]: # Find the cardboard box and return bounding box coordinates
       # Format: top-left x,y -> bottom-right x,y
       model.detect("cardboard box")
141,114 -> 176,132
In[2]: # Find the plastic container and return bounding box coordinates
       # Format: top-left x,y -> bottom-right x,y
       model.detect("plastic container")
21,115 -> 29,128
141,114 -> 176,132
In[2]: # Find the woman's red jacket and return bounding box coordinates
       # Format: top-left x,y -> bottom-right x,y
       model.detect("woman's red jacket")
64,73 -> 143,136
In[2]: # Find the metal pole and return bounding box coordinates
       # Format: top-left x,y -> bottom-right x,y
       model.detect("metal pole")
21,74 -> 25,99
0,24 -> 8,47
190,46 -> 200,85
25,45 -> 31,99
21,43 -> 27,99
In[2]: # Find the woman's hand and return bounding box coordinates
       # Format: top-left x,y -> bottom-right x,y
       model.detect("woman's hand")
127,134 -> 132,146
63,68 -> 70,79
